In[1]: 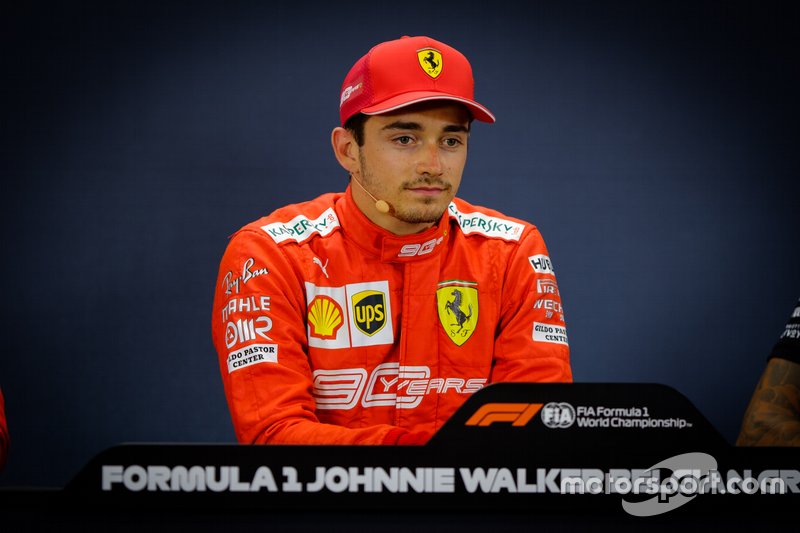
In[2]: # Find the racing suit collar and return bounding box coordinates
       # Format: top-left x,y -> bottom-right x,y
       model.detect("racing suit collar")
339,185 -> 449,263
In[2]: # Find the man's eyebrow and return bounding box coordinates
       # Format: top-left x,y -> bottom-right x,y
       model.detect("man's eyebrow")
444,124 -> 470,133
381,121 -> 471,133
381,121 -> 422,131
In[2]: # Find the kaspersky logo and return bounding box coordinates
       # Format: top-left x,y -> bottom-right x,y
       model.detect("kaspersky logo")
465,403 -> 543,427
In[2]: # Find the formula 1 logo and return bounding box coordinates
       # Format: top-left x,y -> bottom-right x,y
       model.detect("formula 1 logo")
465,403 -> 544,427
417,48 -> 443,78
437,280 -> 478,346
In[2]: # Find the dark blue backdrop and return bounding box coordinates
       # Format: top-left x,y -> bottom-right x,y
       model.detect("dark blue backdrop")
1,0 -> 798,488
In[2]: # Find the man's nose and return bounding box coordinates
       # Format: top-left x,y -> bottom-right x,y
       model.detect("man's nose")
416,143 -> 444,176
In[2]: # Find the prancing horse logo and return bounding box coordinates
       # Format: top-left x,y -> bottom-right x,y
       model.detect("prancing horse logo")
436,281 -> 478,346
446,290 -> 472,332
417,48 -> 443,79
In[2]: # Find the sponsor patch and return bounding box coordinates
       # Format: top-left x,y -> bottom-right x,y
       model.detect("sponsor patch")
305,281 -> 394,349
308,295 -> 345,340
225,316 -> 273,349
532,322 -> 569,346
536,278 -> 559,295
226,344 -> 278,373
533,297 -> 565,322
261,208 -> 340,244
340,81 -> 363,107
448,204 -> 523,241
221,295 -> 271,323
351,290 -> 387,337
528,254 -> 555,275
437,280 -> 479,346
222,257 -> 269,296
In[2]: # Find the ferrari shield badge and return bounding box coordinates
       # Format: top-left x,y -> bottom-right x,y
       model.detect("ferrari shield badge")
417,48 -> 443,79
436,280 -> 478,346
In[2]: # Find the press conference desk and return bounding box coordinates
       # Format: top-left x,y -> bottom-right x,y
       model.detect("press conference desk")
2,383 -> 797,530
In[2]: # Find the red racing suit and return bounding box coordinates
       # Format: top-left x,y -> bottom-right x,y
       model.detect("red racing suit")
211,186 -> 572,445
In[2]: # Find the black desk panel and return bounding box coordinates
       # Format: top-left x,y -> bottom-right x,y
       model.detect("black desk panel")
2,384 -> 797,530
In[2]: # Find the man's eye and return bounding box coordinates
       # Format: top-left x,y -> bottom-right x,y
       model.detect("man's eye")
443,138 -> 462,147
395,136 -> 413,145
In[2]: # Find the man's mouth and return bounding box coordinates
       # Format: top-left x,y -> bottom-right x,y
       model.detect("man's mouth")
404,180 -> 450,196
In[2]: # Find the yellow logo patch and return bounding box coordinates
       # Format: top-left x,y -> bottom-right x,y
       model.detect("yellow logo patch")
436,281 -> 478,346
351,290 -> 387,336
308,295 -> 344,340
417,48 -> 443,79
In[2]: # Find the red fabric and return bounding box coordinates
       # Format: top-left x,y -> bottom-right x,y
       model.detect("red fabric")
211,186 -> 571,445
389,430 -> 432,446
338,35 -> 494,126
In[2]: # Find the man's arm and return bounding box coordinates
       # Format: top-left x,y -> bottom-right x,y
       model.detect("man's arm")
491,228 -> 572,383
212,228 -> 424,445
736,357 -> 800,446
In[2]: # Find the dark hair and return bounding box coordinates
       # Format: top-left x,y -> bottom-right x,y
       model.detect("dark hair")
344,113 -> 368,146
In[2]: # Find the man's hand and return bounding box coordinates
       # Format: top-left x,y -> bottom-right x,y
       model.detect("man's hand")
737,357 -> 800,446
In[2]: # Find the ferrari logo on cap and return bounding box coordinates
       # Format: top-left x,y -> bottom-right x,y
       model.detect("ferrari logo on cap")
437,280 -> 478,346
417,48 -> 443,79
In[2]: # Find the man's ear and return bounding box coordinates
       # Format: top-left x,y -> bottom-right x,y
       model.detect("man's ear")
331,127 -> 360,174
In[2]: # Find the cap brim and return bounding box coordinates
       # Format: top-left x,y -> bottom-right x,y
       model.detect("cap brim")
361,92 -> 496,123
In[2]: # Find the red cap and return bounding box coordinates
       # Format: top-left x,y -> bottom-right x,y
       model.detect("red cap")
339,35 -> 495,126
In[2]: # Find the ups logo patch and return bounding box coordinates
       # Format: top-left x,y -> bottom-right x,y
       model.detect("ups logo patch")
351,290 -> 387,336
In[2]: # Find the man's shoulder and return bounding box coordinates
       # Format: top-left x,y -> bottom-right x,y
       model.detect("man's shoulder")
448,197 -> 537,243
236,191 -> 344,245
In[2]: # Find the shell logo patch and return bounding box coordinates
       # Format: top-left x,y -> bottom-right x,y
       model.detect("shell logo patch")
417,48 -> 443,79
305,281 -> 394,349
437,280 -> 478,346
308,295 -> 344,340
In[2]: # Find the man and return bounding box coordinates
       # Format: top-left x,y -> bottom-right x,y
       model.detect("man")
211,35 -> 572,445
737,298 -> 800,446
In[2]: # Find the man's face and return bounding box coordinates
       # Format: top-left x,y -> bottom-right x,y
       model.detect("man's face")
354,102 -> 471,234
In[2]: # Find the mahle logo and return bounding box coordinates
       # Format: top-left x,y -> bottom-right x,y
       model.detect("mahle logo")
541,402 -> 576,428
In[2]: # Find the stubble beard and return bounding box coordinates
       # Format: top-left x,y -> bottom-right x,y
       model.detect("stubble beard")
358,154 -> 451,225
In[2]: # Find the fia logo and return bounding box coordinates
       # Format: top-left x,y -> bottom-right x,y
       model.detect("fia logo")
541,402 -> 576,428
